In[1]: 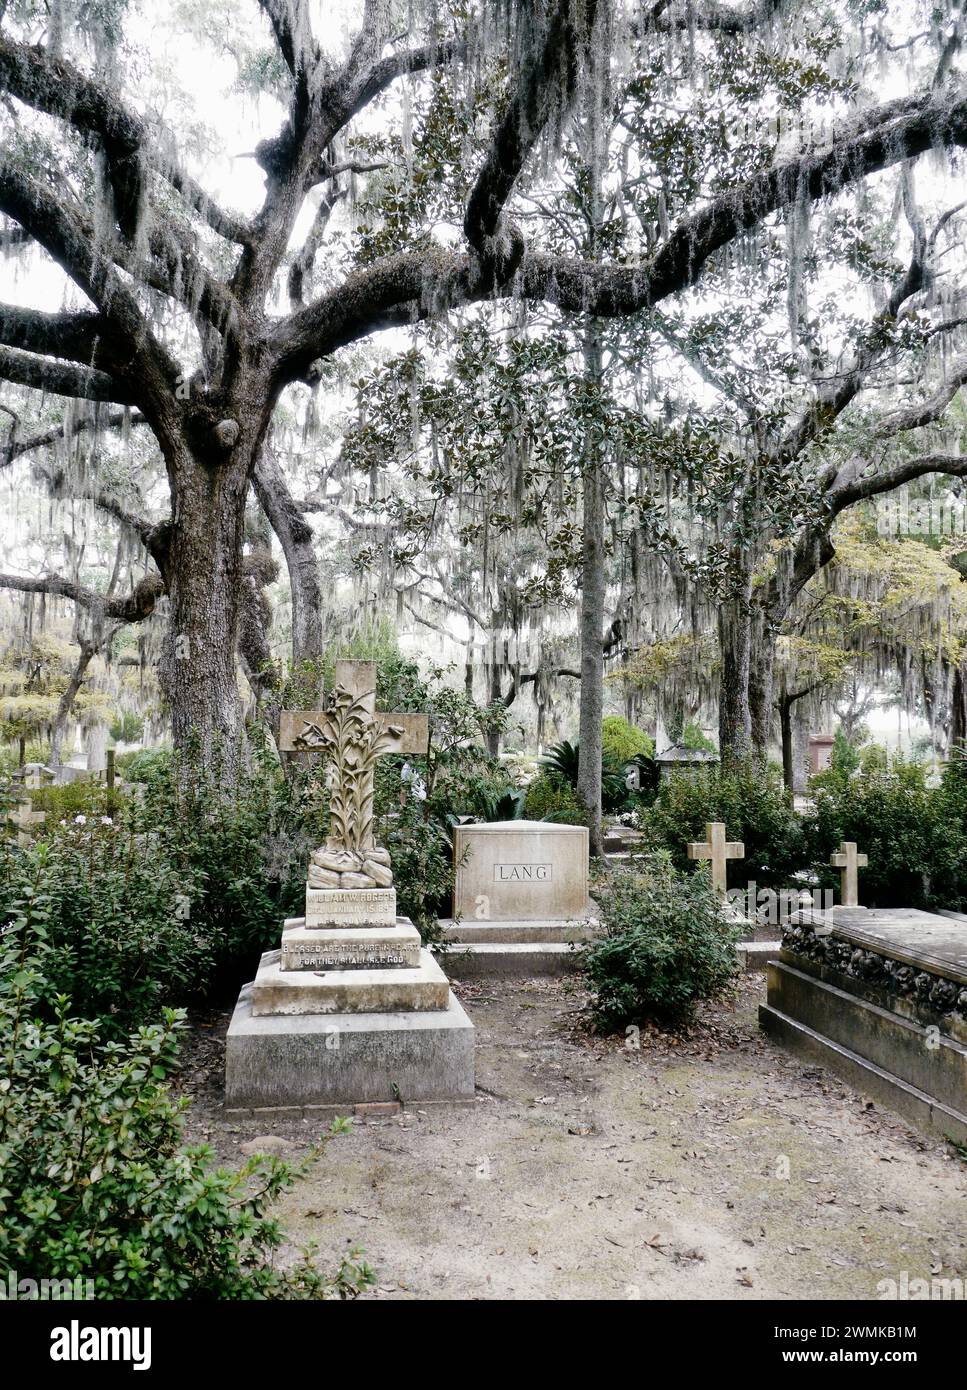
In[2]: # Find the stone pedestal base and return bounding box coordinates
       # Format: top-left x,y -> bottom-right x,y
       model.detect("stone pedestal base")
225,982 -> 475,1109
250,946 -> 450,1015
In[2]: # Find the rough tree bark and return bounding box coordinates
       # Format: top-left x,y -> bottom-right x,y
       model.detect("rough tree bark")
717,572 -> 753,763
576,325 -> 607,856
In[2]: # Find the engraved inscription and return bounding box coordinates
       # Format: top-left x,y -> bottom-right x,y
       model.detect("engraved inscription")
493,863 -> 552,883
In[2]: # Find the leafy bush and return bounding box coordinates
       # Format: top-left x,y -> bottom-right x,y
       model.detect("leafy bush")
116,747 -> 172,781
804,757 -> 967,909
679,719 -> 717,753
109,711 -> 145,743
129,735 -> 310,991
524,770 -> 588,824
0,830 -> 209,1038
27,778 -> 124,822
580,856 -> 740,1030
601,716 -> 654,766
471,786 -> 526,821
0,889 -> 373,1300
640,762 -> 803,890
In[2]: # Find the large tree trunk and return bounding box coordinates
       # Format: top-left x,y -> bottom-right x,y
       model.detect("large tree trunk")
159,440 -> 251,764
50,641 -> 95,767
779,692 -> 794,792
252,449 -> 324,681
717,584 -> 753,764
952,663 -> 967,754
577,327 -> 606,858
749,606 -> 775,764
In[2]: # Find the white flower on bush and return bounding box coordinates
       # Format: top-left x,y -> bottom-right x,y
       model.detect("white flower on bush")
73,814 -> 87,825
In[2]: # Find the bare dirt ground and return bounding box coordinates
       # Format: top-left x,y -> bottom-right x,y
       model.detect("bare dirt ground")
179,974 -> 967,1300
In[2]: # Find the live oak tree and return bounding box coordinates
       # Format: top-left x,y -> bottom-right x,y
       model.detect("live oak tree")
4,0 -> 967,779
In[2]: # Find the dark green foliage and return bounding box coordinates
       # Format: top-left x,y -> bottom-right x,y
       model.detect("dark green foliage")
580,856 -> 740,1031
129,735 -> 311,990
804,758 -> 967,910
115,747 -> 172,781
641,763 -> 803,890
472,786 -> 526,821
109,711 -> 145,743
0,888 -> 373,1300
830,728 -> 860,776
541,738 -> 631,812
27,778 -> 124,822
524,770 -> 588,824
0,833 -> 209,1038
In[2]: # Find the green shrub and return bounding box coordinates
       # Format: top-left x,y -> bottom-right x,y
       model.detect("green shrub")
471,786 -> 526,821
640,762 -> 802,890
109,711 -> 145,743
602,716 -> 654,765
0,830 -> 209,1037
580,856 -> 740,1031
524,770 -> 589,824
129,735 -> 310,988
0,890 -> 373,1300
679,719 -> 717,753
116,747 -> 172,781
804,757 -> 967,909
27,779 -> 124,822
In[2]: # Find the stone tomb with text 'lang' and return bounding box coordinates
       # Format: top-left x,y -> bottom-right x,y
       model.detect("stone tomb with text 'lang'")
453,819 -> 590,921
442,820 -> 594,976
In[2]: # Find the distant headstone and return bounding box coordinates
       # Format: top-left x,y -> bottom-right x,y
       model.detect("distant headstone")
687,821 -> 745,894
8,799 -> 45,847
452,820 -> 589,922
808,733 -> 835,774
13,763 -> 55,789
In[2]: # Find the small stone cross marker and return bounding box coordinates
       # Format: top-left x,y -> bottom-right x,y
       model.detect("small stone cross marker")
8,799 -> 46,848
687,821 -> 745,894
830,840 -> 867,907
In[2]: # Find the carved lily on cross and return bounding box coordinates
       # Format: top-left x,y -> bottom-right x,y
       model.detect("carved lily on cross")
294,684 -> 404,855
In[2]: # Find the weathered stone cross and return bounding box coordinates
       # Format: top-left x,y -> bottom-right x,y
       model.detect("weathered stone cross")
830,840 -> 867,907
280,660 -> 429,859
8,798 -> 46,848
687,821 -> 745,894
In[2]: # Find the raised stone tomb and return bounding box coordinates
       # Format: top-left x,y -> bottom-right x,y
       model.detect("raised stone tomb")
443,819 -> 593,977
760,905 -> 967,1143
452,819 -> 589,922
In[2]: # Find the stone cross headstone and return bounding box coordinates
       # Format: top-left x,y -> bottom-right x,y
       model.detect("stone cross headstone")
687,821 -> 745,894
8,799 -> 46,847
280,659 -> 429,926
225,663 -> 473,1112
830,840 -> 867,907
14,762 -> 55,790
